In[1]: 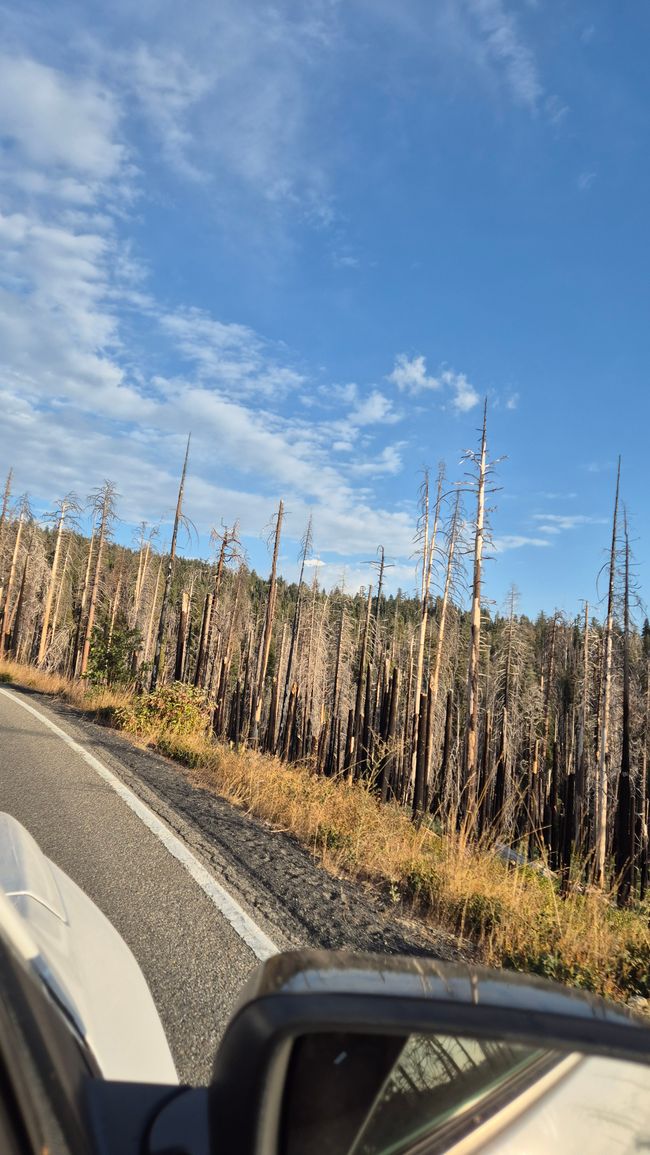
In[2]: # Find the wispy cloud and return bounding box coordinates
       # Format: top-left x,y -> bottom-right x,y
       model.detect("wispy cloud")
532,513 -> 607,535
460,0 -> 543,109
493,534 -> 551,553
388,355 -> 481,412
578,170 -> 596,192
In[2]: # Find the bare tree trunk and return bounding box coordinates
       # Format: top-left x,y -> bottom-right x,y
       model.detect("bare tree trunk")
350,584 -> 373,779
37,501 -> 69,665
464,400 -> 488,825
280,516 -> 312,739
144,559 -> 163,668
73,520 -> 95,675
0,506 -> 25,658
151,434 -> 191,690
575,601 -> 589,850
79,483 -> 116,677
431,489 -> 461,706
615,511 -> 633,904
175,590 -> 190,682
50,536 -> 71,649
410,465 -> 445,790
595,457 -> 621,885
250,500 -> 284,743
0,467 -> 13,571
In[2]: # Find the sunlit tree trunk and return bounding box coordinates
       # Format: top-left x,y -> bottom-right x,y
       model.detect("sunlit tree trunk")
37,499 -> 70,665
151,434 -> 191,690
595,457 -> 620,885
464,401 -> 488,824
80,482 -> 117,677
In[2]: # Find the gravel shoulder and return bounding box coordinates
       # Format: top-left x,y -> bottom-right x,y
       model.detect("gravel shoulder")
11,685 -> 466,963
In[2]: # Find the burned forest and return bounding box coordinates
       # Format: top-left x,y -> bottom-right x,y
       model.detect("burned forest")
0,417 -> 646,909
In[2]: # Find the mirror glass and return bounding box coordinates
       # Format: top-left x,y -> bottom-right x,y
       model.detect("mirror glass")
282,1030 -> 650,1155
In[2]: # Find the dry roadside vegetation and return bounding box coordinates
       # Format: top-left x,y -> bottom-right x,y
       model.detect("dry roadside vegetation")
1,658 -> 649,1006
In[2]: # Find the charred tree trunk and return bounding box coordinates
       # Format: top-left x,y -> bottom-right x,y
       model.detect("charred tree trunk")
595,457 -> 620,885
615,512 -> 634,905
250,500 -> 284,745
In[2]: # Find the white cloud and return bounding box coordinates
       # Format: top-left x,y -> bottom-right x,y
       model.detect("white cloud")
0,55 -> 125,182
388,354 -> 441,394
462,0 -> 542,109
348,390 -> 399,427
443,370 -> 481,413
350,444 -> 405,477
505,391 -> 519,410
492,534 -> 551,553
108,3 -> 340,213
388,356 -> 480,413
532,514 -> 607,534
160,307 -> 305,398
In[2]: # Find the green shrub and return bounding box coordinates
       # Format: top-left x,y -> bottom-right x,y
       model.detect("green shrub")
614,942 -> 650,998
502,947 -> 599,992
316,823 -> 353,853
155,733 -> 204,768
459,892 -> 506,938
402,864 -> 441,908
115,682 -> 211,737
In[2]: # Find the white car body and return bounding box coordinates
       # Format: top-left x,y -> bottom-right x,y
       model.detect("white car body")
0,811 -> 177,1085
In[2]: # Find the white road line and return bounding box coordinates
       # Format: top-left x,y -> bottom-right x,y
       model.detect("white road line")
0,686 -> 279,961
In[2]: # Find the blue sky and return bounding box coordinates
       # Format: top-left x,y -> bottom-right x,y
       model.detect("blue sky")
0,0 -> 647,616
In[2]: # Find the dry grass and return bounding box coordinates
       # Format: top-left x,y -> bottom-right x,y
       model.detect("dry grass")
2,659 -> 649,1004
0,658 -> 133,715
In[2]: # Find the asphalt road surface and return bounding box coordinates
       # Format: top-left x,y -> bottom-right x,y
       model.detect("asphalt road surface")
0,685 -> 279,1085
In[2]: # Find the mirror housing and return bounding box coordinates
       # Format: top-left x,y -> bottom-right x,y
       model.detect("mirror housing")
207,949 -> 650,1155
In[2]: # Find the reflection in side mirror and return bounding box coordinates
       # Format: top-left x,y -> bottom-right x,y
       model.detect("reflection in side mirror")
282,1029 -> 650,1155
207,951 -> 650,1155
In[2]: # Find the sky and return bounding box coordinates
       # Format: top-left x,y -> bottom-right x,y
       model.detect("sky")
0,0 -> 648,618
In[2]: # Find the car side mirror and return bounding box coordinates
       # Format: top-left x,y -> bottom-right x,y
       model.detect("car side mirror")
201,949 -> 650,1155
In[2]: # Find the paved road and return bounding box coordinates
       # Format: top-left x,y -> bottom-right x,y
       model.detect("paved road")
0,686 -> 277,1085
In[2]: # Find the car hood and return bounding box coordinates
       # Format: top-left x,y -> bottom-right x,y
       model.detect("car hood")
0,811 -> 177,1085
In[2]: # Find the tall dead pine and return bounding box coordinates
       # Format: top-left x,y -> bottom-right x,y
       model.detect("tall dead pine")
250,500 -> 284,744
595,457 -> 621,885
150,434 -> 191,690
0,496 -> 30,658
38,496 -> 77,666
615,511 -> 634,904
463,400 -> 490,827
411,465 -> 445,798
79,482 -> 117,678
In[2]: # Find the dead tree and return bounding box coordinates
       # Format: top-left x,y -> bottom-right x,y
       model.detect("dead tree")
250,500 -> 284,744
151,434 -> 191,690
37,495 -> 78,666
0,496 -> 31,659
462,400 -> 491,827
411,464 -> 445,794
0,467 -> 13,573
79,482 -> 117,677
595,457 -> 621,885
614,511 -> 634,904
